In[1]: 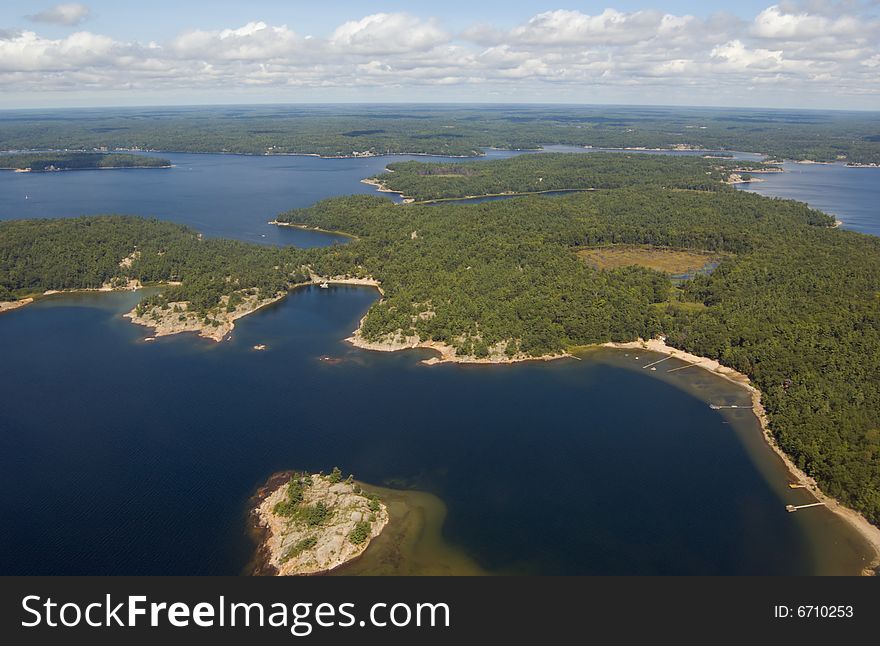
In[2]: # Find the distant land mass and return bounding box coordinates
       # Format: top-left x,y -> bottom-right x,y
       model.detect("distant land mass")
1,105 -> 879,164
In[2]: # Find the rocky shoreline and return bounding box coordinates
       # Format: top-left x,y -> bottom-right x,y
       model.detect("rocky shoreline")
346,315 -> 570,366
0,297 -> 34,313
125,290 -> 286,342
251,471 -> 389,576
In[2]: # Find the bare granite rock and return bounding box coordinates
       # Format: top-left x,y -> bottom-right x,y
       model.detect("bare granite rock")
255,472 -> 389,576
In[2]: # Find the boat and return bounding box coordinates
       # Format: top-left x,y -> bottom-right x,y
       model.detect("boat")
319,282 -> 329,289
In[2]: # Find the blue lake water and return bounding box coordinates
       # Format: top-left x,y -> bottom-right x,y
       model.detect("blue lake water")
737,162 -> 880,235
0,147 -> 579,246
0,146 -> 877,575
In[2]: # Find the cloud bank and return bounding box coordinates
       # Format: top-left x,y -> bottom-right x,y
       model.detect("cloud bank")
1,3 -> 878,107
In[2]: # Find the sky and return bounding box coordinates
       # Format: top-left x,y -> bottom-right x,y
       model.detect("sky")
0,1 -> 878,110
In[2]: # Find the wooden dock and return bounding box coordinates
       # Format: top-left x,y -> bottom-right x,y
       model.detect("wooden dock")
785,502 -> 825,513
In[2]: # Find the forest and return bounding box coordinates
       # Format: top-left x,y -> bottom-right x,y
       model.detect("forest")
0,216 -> 307,313
2,155 -> 879,527
1,104 -> 878,163
0,152 -> 171,171
370,152 -> 766,201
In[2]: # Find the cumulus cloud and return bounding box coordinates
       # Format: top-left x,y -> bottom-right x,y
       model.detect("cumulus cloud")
329,13 -> 448,54
0,30 -> 119,72
506,9 -> 692,47
751,4 -> 861,39
171,21 -> 304,60
26,3 -> 91,26
2,3 -> 879,106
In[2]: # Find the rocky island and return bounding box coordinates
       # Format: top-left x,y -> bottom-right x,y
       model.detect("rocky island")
252,469 -> 389,576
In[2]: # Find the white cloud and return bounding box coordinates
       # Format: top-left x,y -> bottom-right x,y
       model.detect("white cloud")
171,21 -> 303,60
711,40 -> 784,70
505,9 -> 690,47
1,4 -> 879,106
0,30 -> 118,72
329,13 -> 448,54
27,3 -> 91,26
752,4 -> 861,39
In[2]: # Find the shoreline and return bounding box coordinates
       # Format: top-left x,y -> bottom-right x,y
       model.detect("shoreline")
2,165 -> 173,173
361,177 -> 598,205
268,220 -> 359,238
345,309 -> 570,365
0,297 -> 34,313
1,280 -> 149,314
124,274 -> 381,342
409,188 -> 596,205
359,177 -> 415,203
6,146 -> 874,167
602,338 -> 880,574
125,290 -> 287,342
344,300 -> 880,572
724,173 -> 765,185
250,471 -> 389,576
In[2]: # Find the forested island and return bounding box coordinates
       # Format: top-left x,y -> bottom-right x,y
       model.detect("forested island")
367,152 -> 771,202
0,152 -> 171,172
2,151 -> 879,540
1,105 -> 879,164
253,469 -> 388,576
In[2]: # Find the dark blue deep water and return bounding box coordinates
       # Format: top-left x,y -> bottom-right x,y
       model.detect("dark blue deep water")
0,147 -> 876,575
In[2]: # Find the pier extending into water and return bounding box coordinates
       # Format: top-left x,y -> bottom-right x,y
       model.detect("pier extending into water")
786,502 -> 826,513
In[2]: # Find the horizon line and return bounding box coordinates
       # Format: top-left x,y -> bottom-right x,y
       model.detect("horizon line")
2,101 -> 879,114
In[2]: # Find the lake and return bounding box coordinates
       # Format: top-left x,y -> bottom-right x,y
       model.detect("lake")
0,148 -> 877,575
737,161 -> 880,235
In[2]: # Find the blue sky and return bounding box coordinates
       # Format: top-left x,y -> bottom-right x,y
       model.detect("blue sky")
0,1 -> 792,38
1,2 -> 879,109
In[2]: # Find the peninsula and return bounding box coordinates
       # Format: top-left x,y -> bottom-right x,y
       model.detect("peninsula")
0,152 -> 171,172
364,152 -> 769,202
252,469 -> 388,576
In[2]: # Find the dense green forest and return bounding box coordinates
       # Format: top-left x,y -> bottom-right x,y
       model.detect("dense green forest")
1,104 -> 879,163
0,216 -> 306,312
371,153 -> 766,201
0,152 -> 171,171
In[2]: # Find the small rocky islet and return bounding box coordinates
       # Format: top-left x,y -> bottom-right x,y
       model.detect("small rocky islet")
252,469 -> 388,576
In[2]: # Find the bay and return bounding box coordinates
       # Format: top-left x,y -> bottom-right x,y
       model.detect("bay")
0,145 -> 877,575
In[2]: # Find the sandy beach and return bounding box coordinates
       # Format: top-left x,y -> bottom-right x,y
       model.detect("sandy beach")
359,177 -> 415,203
603,338 -> 880,573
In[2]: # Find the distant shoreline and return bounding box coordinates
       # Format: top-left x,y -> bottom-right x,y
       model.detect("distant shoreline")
3,144 -> 876,167
2,165 -> 172,173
